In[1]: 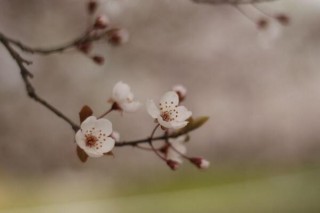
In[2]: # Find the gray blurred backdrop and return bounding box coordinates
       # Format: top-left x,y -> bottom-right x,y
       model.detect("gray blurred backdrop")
1,0 -> 320,212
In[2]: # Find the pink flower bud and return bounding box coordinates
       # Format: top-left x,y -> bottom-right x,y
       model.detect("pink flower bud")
88,0 -> 98,15
77,42 -> 92,54
172,84 -> 187,102
189,157 -> 210,169
92,55 -> 104,65
110,131 -> 120,142
275,14 -> 290,26
107,28 -> 129,46
166,160 -> 180,170
94,15 -> 110,30
256,18 -> 268,30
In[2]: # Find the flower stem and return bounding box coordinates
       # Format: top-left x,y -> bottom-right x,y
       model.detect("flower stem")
165,138 -> 191,160
148,124 -> 167,161
98,107 -> 113,118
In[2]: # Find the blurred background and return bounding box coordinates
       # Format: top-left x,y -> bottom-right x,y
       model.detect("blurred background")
1,0 -> 320,212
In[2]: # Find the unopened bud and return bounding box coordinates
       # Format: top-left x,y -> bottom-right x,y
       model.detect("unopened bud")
77,42 -> 92,54
88,0 -> 98,15
111,131 -> 120,142
92,55 -> 104,65
166,160 -> 180,170
107,28 -> 129,46
275,14 -> 290,26
257,18 -> 268,30
94,15 -> 110,30
189,157 -> 210,169
172,84 -> 187,102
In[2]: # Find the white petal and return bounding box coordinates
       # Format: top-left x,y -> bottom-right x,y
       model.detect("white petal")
158,116 -> 174,129
97,137 -> 115,154
85,149 -> 104,158
75,130 -> 86,149
121,101 -> 141,112
146,100 -> 160,118
175,106 -> 192,122
80,116 -> 97,131
112,81 -> 131,101
170,121 -> 188,129
160,91 -> 179,107
95,118 -> 113,136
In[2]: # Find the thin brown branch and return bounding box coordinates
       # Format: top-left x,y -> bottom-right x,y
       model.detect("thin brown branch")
0,28 -> 110,55
0,34 -> 80,132
192,0 -> 277,5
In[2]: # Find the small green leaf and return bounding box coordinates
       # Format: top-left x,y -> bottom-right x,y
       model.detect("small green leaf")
77,146 -> 88,163
172,116 -> 209,137
79,105 -> 93,123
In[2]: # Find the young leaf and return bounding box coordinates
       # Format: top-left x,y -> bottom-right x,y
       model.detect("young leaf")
79,105 -> 93,123
77,146 -> 88,163
172,116 -> 209,137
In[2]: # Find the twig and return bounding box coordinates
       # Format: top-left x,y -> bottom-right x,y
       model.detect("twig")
0,33 -> 80,132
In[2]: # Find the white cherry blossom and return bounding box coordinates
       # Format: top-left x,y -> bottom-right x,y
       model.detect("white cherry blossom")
75,116 -> 115,157
111,81 -> 141,112
146,91 -> 192,129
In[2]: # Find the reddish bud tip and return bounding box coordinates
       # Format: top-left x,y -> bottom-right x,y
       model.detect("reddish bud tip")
166,160 -> 180,171
172,85 -> 187,102
189,157 -> 210,169
94,15 -> 110,30
88,0 -> 98,15
257,18 -> 268,30
275,14 -> 290,26
92,55 -> 105,65
107,28 -> 129,46
77,42 -> 92,54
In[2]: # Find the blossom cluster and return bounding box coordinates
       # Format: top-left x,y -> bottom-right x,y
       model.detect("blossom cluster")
75,81 -> 210,170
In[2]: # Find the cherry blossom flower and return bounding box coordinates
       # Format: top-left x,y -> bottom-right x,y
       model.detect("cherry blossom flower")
75,116 -> 115,157
172,84 -> 187,102
110,81 -> 141,112
146,91 -> 192,129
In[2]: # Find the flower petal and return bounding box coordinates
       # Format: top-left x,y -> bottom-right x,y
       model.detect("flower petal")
121,101 -> 141,112
146,100 -> 160,118
175,106 -> 192,122
158,116 -> 174,129
112,81 -> 132,101
95,118 -> 113,136
80,116 -> 97,131
170,121 -> 189,129
84,149 -> 104,158
160,91 -> 179,108
97,137 -> 115,154
75,130 -> 86,149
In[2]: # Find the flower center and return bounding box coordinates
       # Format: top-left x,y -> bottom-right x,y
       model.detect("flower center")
161,111 -> 171,122
85,134 -> 98,147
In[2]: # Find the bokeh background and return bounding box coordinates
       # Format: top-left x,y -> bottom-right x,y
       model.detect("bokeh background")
1,0 -> 320,212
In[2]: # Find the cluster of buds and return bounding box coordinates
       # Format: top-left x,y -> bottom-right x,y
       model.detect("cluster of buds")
235,5 -> 290,30
76,0 -> 130,65
256,13 -> 290,30
75,82 -> 210,171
